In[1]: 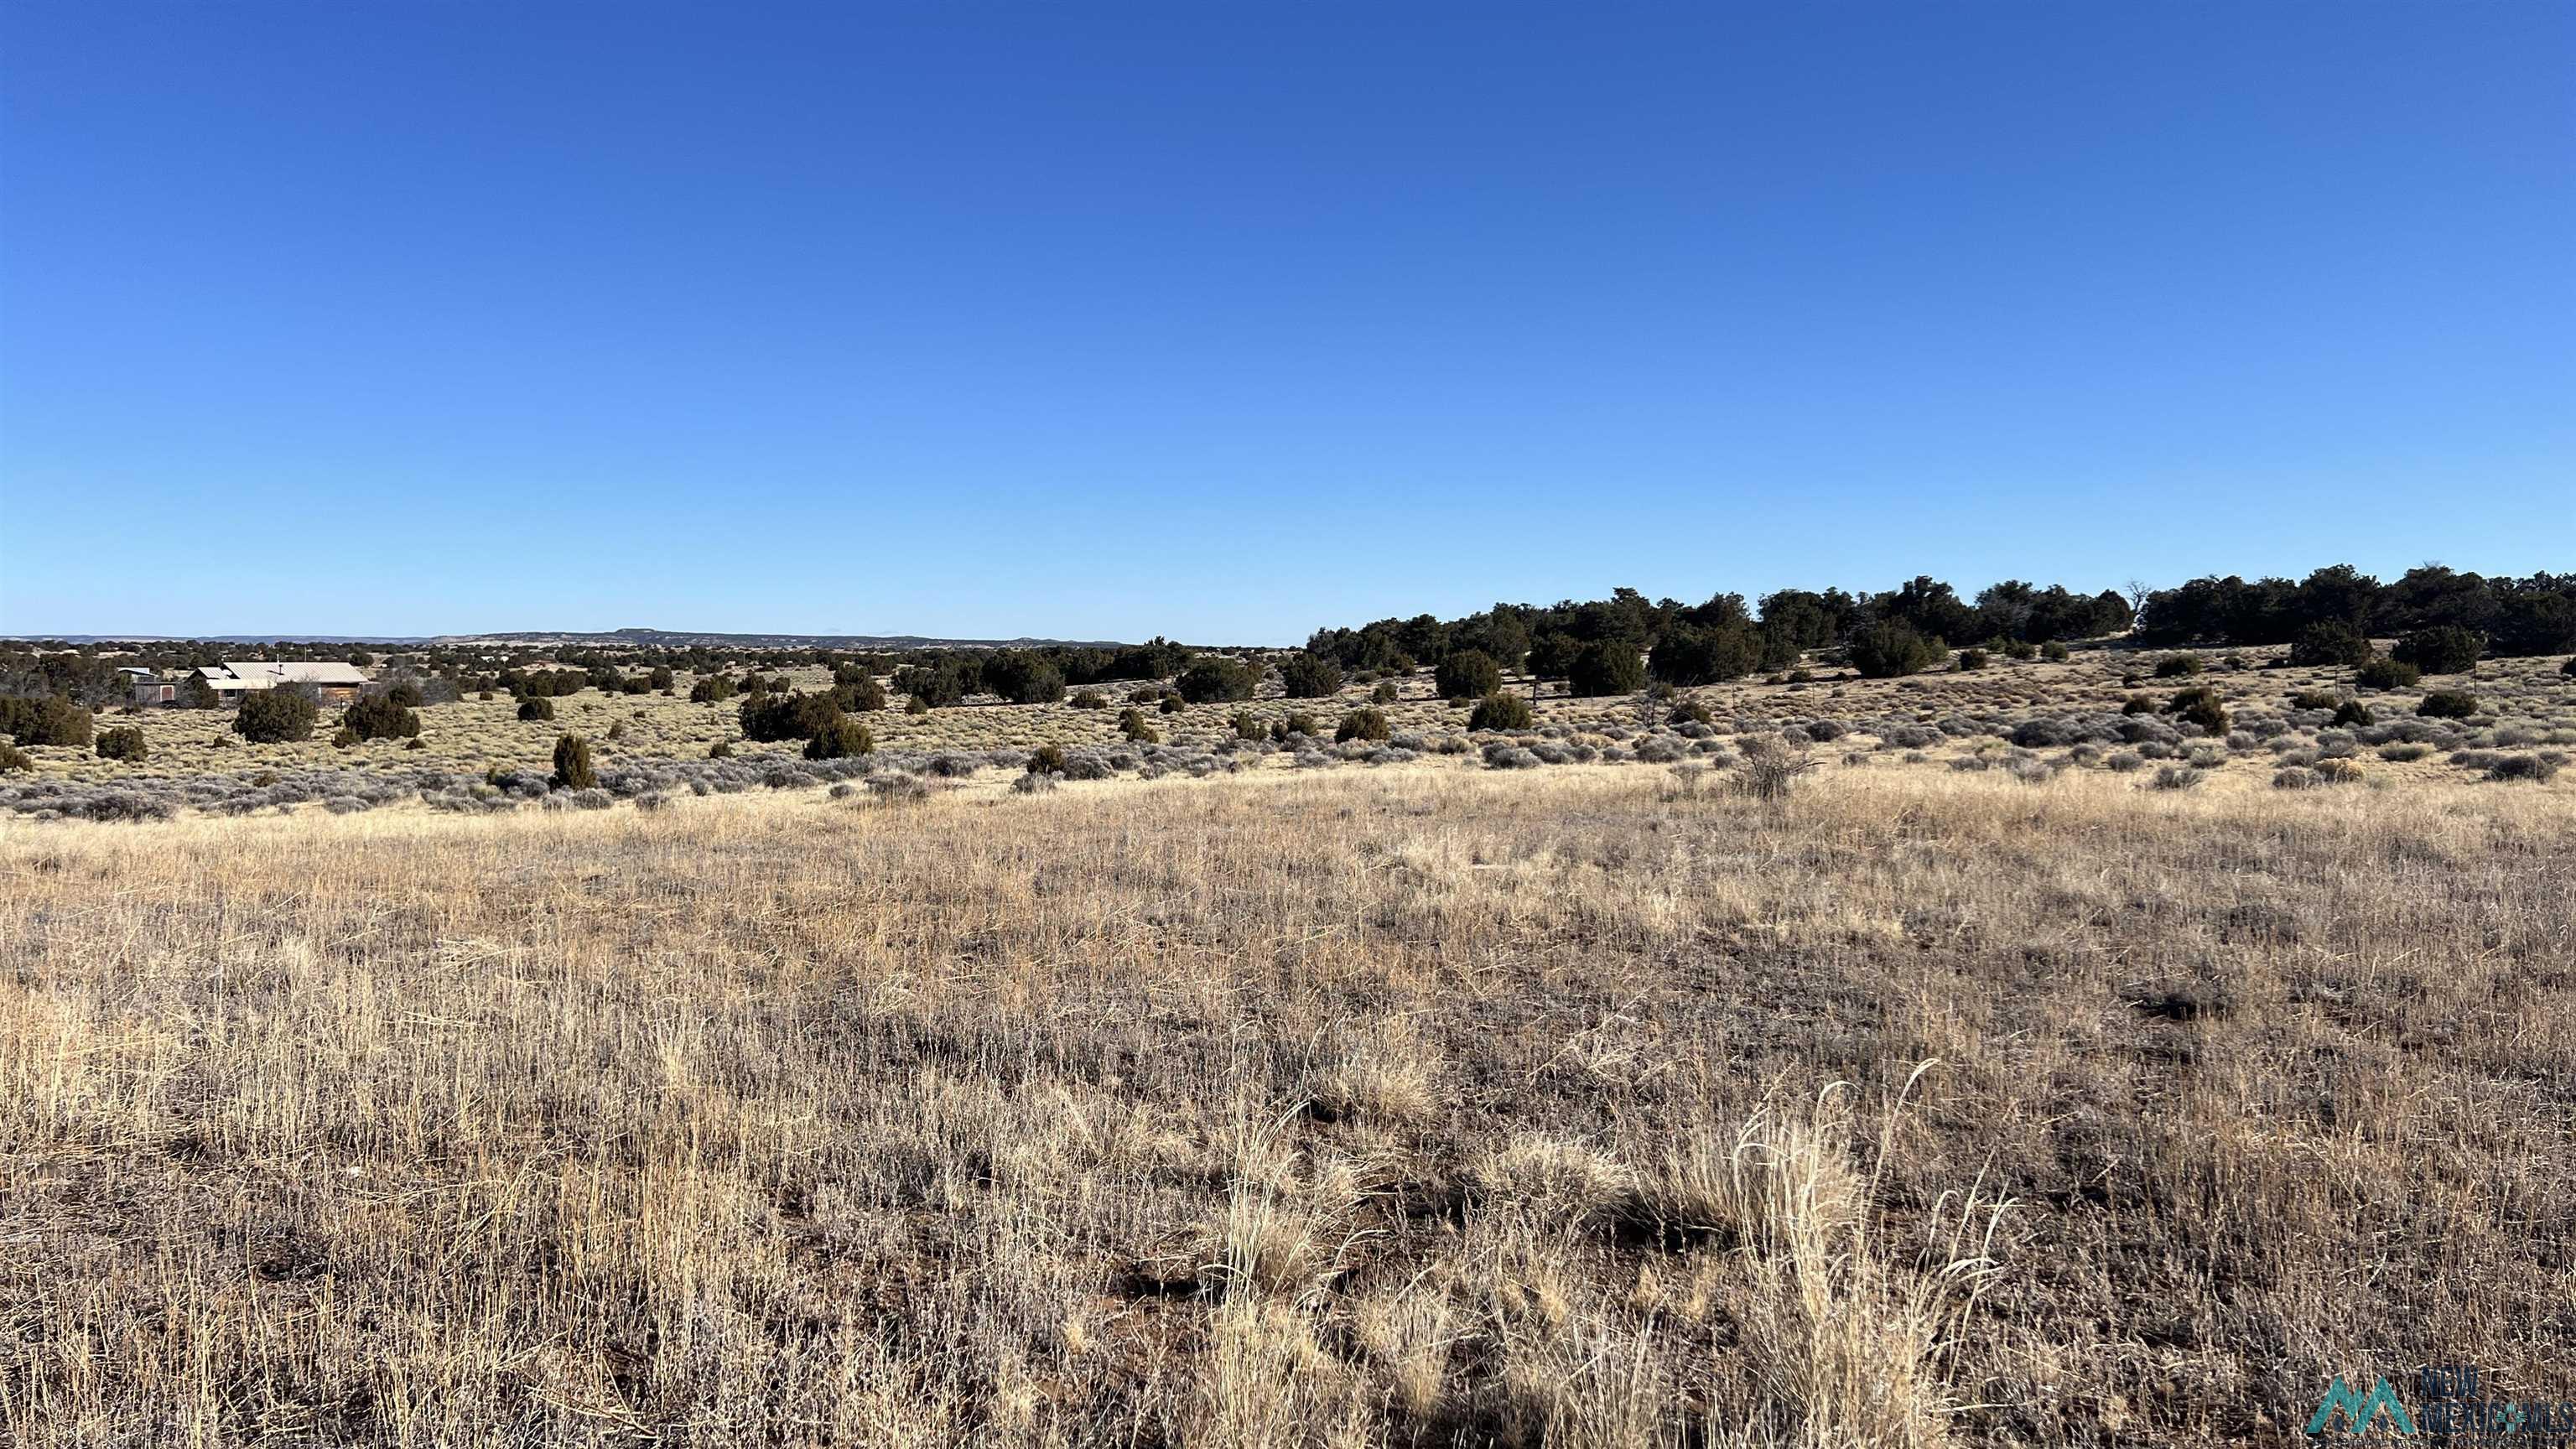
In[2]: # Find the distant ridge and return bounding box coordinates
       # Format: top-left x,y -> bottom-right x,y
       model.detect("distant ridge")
5,626 -> 1140,651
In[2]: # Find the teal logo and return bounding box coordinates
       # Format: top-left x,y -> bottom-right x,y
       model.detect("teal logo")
2307,1376 -> 2416,1436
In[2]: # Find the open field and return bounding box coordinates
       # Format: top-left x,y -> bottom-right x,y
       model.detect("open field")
5,757 -> 2573,1446
5,646 -> 2573,821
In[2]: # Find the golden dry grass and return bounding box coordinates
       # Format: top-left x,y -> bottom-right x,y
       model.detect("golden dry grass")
5,760 -> 2572,1445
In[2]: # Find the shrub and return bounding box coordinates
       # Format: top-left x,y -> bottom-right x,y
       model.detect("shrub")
1566,640 -> 1646,697
1027,744 -> 1067,775
1371,681 -> 1400,704
517,696 -> 556,722
95,725 -> 148,761
984,652 -> 1067,705
1277,712 -> 1320,740
2417,690 -> 2479,719
2330,700 -> 2374,727
2563,657 -> 2576,678
234,688 -> 319,744
2288,622 -> 2374,669
330,725 -> 359,748
1846,622 -> 1945,678
2288,690 -> 2340,712
1467,692 -> 1533,731
341,693 -> 421,742
1734,735 -> 1812,801
1669,699 -> 1712,726
2121,693 -> 2157,715
1158,694 -> 1182,714
1649,625 -> 1758,686
1174,658 -> 1257,704
1434,650 -> 1503,701
2040,641 -> 2070,662
836,676 -> 888,713
552,735 -> 597,790
1118,708 -> 1159,742
1231,709 -> 1265,740
739,692 -> 842,743
689,675 -> 737,704
1334,708 -> 1390,743
1953,648 -> 1988,672
2148,765 -> 2204,791
1071,690 -> 1109,710
2000,637 -> 2036,661
1,694 -> 95,747
2486,754 -> 2561,783
709,740 -> 734,759
2166,686 -> 2230,735
2153,653 -> 2203,678
804,718 -> 874,760
2354,657 -> 2422,691
1279,653 -> 1345,699
2393,626 -> 2484,675
0,741 -> 29,771
906,694 -> 932,715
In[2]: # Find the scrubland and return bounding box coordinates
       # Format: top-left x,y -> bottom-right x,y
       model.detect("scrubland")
5,746 -> 2573,1445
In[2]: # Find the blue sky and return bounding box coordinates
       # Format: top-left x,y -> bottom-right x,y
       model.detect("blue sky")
3,3 -> 2568,643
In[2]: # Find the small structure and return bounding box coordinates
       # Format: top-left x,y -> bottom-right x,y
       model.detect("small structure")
169,661 -> 371,707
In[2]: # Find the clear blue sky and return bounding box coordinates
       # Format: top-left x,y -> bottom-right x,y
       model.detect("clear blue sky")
3,3 -> 2568,643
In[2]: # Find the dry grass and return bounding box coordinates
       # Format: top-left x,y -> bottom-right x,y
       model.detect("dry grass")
4,761 -> 2574,1445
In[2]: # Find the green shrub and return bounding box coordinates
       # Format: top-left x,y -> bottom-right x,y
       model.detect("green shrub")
2153,653 -> 2203,678
341,693 -> 421,742
739,692 -> 841,743
804,717 -> 874,759
2288,622 -> 2373,669
95,726 -> 148,761
1566,640 -> 1646,697
2417,690 -> 2479,719
2288,690 -> 2340,711
2393,626 -> 2484,675
906,694 -> 932,714
1372,681 -> 1400,704
2354,657 -> 2421,690
984,652 -> 1066,705
2563,657 -> 2576,678
1668,699 -> 1712,725
1175,658 -> 1257,704
834,675 -> 888,713
1468,692 -> 1533,731
0,694 -> 94,747
234,689 -> 319,744
1276,712 -> 1320,740
2040,641 -> 2070,662
1998,637 -> 2036,661
517,696 -> 556,722
709,740 -> 734,758
2330,699 -> 2374,727
688,675 -> 737,704
0,742 -> 30,772
1027,744 -> 1067,775
1158,694 -> 1182,714
648,666 -> 675,692
1434,650 -> 1504,701
1118,708 -> 1159,742
1279,653 -> 1345,699
1953,648 -> 1989,672
552,735 -> 597,790
2166,685 -> 2230,734
330,725 -> 359,748
1232,709 -> 1265,740
1335,708 -> 1390,743
1846,622 -> 1945,679
1071,690 -> 1109,710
